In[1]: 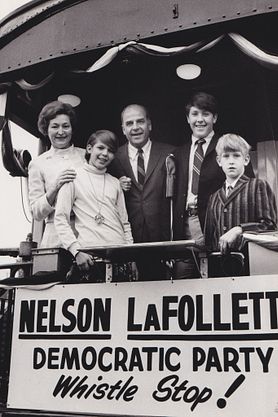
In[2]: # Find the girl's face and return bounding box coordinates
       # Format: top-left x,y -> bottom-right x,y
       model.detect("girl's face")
48,114 -> 72,149
86,139 -> 115,170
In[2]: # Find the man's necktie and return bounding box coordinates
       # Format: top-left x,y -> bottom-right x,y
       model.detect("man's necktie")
137,148 -> 145,187
192,138 -> 206,195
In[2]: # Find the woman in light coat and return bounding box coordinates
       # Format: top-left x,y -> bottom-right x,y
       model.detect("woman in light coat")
28,101 -> 85,247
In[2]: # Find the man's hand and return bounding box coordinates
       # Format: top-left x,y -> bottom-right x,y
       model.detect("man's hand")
75,252 -> 95,271
219,226 -> 243,254
119,176 -> 132,191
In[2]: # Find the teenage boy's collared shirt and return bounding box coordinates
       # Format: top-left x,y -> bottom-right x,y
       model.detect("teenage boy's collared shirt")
128,139 -> 151,182
187,130 -> 214,208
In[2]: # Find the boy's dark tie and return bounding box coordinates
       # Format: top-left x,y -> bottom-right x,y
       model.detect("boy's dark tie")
226,185 -> 233,197
192,138 -> 206,195
137,148 -> 145,187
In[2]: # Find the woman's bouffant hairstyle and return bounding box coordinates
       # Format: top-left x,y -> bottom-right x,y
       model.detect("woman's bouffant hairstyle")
37,101 -> 77,136
85,130 -> 119,162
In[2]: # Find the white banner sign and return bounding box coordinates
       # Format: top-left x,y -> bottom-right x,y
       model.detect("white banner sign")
7,275 -> 278,416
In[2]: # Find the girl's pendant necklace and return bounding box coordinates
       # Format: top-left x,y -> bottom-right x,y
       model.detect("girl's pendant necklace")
95,212 -> 105,225
87,172 -> 106,225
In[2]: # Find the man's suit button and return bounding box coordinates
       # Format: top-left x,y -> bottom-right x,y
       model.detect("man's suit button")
223,208 -> 227,212
223,226 -> 227,231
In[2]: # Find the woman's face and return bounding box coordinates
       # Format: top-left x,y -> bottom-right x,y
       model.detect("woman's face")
48,114 -> 72,149
86,140 -> 115,170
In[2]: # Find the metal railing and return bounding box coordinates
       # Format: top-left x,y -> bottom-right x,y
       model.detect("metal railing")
0,247 -> 31,408
0,289 -> 14,407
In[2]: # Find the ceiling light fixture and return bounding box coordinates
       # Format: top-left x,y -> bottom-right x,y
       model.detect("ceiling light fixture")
176,64 -> 201,80
58,94 -> 81,107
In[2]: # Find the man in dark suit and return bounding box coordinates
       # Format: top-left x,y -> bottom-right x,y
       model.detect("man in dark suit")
110,104 -> 175,279
173,92 -> 254,277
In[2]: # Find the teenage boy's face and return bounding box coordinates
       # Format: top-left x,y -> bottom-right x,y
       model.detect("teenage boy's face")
187,106 -> 217,139
86,140 -> 115,170
217,151 -> 250,182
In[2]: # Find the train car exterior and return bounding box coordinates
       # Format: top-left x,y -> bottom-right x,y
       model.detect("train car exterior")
0,1 -> 278,416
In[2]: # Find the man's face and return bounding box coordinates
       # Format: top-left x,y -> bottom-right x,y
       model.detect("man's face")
122,105 -> 152,148
187,106 -> 217,139
217,151 -> 250,182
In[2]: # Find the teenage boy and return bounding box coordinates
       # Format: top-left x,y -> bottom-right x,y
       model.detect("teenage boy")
172,92 -> 254,278
205,133 -> 277,254
173,92 -> 254,244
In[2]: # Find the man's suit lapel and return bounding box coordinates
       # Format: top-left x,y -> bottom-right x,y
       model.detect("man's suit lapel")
145,142 -> 162,183
118,144 -> 140,190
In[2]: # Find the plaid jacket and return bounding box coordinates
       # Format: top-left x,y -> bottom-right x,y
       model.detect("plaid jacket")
205,175 -> 277,251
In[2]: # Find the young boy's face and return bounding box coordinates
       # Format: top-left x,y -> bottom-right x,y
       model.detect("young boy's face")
217,150 -> 250,181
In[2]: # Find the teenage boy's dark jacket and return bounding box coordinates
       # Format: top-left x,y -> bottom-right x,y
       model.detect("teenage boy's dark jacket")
172,134 -> 254,239
204,175 -> 277,251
